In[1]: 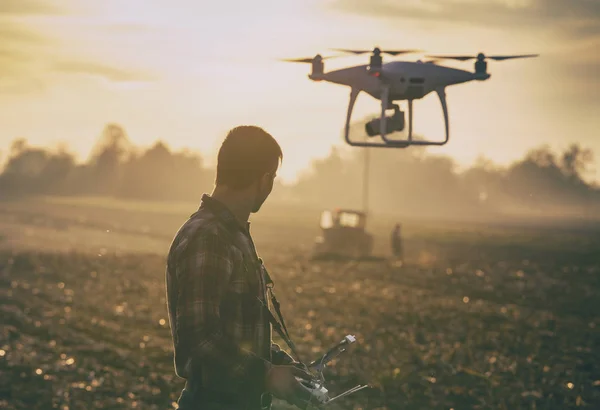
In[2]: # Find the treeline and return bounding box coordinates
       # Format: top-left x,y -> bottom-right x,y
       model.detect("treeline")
0,123 -> 598,220
0,124 -> 214,201
288,143 -> 599,219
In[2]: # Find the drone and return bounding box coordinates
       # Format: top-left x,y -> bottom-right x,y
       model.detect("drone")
281,47 -> 539,148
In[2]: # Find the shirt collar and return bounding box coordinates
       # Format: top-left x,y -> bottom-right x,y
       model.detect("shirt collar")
198,193 -> 250,234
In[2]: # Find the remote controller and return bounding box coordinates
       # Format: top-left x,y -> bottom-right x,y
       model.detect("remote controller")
296,377 -> 330,404
293,334 -> 370,406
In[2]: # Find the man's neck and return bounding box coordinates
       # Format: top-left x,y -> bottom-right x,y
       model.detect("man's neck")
210,186 -> 252,227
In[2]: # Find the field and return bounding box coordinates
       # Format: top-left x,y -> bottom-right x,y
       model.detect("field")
1,196 -> 599,409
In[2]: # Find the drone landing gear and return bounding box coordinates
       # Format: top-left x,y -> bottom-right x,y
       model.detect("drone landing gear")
343,87 -> 450,148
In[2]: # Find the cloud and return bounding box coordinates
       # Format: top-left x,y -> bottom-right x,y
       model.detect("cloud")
0,22 -> 49,92
51,61 -> 154,82
0,23 -> 49,43
0,0 -> 66,15
0,1 -> 154,93
330,0 -> 600,37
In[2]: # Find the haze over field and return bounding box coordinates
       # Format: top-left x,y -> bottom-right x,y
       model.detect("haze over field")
1,122 -> 599,222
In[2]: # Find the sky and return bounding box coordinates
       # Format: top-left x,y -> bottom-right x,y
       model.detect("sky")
1,0 -> 598,183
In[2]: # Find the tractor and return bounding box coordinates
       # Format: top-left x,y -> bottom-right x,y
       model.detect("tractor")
312,209 -> 374,260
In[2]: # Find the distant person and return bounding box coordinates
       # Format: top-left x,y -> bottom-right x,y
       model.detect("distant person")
165,126 -> 313,410
391,223 -> 402,261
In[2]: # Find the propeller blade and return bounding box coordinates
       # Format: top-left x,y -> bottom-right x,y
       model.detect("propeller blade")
330,48 -> 367,55
331,48 -> 421,56
279,57 -> 314,63
425,55 -> 475,61
279,55 -> 337,63
384,50 -> 422,56
487,54 -> 539,61
425,53 -> 539,61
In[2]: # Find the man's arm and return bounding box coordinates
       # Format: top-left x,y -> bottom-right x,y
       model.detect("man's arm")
176,232 -> 268,389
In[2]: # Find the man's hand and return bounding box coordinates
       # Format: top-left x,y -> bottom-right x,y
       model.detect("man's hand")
291,361 -> 310,373
265,364 -> 318,408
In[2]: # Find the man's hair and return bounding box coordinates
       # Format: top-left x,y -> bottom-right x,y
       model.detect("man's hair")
215,125 -> 283,190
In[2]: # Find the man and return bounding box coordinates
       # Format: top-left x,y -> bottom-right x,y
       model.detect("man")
166,126 -> 314,409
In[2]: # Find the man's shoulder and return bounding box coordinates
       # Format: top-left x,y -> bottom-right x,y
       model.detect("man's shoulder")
183,208 -> 227,237
168,208 -> 234,259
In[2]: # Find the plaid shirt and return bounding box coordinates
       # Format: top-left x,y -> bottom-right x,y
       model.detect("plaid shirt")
166,194 -> 293,401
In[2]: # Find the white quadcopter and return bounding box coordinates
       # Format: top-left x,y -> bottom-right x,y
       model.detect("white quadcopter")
281,47 -> 539,148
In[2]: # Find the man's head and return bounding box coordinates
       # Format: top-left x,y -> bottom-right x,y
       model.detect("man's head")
215,125 -> 282,213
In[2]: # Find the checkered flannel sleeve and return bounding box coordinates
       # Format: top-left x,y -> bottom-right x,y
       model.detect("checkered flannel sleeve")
175,232 -> 268,386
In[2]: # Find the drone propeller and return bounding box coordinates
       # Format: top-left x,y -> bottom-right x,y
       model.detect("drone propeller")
332,48 -> 422,56
279,54 -> 338,64
484,54 -> 539,61
425,52 -> 539,61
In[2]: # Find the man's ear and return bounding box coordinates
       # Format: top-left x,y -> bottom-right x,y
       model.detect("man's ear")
260,172 -> 272,186
252,173 -> 266,192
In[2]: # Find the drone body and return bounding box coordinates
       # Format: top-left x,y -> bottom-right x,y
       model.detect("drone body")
311,60 -> 488,101
282,48 -> 538,148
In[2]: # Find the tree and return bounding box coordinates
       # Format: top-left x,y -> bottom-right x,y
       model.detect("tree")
561,144 -> 594,181
87,124 -> 132,196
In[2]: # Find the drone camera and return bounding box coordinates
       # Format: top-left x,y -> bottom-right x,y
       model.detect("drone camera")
365,111 -> 405,137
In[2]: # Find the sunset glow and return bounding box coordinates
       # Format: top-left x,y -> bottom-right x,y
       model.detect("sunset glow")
1,0 -> 598,182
